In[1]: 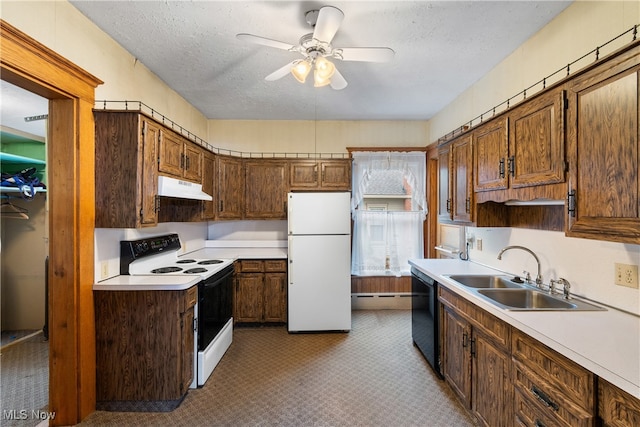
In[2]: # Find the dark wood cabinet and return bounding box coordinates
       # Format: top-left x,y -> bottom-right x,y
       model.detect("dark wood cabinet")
437,144 -> 452,222
158,130 -> 203,183
474,116 -> 509,192
95,111 -> 160,228
244,160 -> 288,219
452,134 -> 473,223
439,287 -> 512,427
94,286 -> 197,411
598,378 -> 640,427
201,151 -> 216,220
217,155 -> 244,219
289,159 -> 351,191
235,259 -> 286,324
566,44 -> 640,244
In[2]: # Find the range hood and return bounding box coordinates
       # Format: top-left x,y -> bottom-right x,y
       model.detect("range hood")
157,175 -> 212,201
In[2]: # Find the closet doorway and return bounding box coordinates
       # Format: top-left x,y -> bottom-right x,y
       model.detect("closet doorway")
1,80 -> 50,422
1,19 -> 102,425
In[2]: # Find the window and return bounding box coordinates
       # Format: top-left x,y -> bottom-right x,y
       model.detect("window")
351,151 -> 427,276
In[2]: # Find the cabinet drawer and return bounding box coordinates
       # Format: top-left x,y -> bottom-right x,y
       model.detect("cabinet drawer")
515,386 -> 569,427
512,329 -> 595,412
598,378 -> 640,427
184,286 -> 198,311
514,361 -> 594,427
264,259 -> 287,272
239,260 -> 264,272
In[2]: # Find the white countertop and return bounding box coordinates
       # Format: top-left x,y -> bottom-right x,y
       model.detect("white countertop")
409,258 -> 640,399
93,274 -> 201,291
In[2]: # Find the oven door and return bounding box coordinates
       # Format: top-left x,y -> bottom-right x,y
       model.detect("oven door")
197,264 -> 234,351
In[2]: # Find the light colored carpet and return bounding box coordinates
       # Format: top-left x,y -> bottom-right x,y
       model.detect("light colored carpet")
0,331 -> 49,427
81,310 -> 476,426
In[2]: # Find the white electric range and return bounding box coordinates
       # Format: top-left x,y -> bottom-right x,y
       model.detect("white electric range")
120,234 -> 235,388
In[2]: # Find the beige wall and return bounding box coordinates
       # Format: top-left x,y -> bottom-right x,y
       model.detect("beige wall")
209,120 -> 430,154
428,0 -> 640,142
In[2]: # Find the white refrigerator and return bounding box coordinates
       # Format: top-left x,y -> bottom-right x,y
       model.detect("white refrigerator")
287,192 -> 351,332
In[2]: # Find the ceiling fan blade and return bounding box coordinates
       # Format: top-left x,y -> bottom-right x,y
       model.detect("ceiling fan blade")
236,33 -> 295,51
330,68 -> 348,91
265,61 -> 296,81
313,6 -> 344,43
334,47 -> 395,63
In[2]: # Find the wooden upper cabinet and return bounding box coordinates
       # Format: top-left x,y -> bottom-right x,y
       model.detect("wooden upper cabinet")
289,159 -> 351,190
244,160 -> 288,219
509,88 -> 565,188
451,134 -> 474,223
437,144 -> 452,222
94,111 -> 159,228
201,151 -> 216,220
217,155 -> 244,219
158,130 -> 203,183
474,117 -> 508,192
566,44 -> 640,244
474,88 -> 565,193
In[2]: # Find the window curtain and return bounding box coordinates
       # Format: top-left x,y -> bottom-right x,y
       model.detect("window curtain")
351,151 -> 427,277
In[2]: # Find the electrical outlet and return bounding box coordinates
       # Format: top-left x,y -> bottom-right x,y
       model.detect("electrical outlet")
101,261 -> 109,280
614,263 -> 639,288
476,238 -> 483,251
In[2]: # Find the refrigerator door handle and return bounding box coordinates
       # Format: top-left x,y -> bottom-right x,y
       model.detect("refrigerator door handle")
288,237 -> 293,284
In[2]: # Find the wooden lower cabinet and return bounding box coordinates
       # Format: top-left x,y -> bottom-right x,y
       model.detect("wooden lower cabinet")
512,329 -> 596,427
598,378 -> 640,427
234,259 -> 287,323
439,287 -> 511,426
94,286 -> 197,411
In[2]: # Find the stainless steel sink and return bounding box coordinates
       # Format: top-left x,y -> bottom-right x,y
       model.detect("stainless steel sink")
446,274 -> 526,289
476,288 -> 606,311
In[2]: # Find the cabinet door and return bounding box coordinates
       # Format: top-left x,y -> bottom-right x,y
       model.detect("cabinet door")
140,119 -> 160,226
437,145 -> 452,222
217,156 -> 244,219
442,308 -> 472,408
201,152 -> 216,220
474,117 -> 508,192
320,160 -> 351,189
566,48 -> 640,244
183,143 -> 203,182
263,272 -> 287,322
235,273 -> 263,322
180,307 -> 195,395
472,331 -> 511,427
245,161 -> 288,219
509,89 -> 565,188
452,135 -> 473,223
290,160 -> 319,189
158,130 -> 185,177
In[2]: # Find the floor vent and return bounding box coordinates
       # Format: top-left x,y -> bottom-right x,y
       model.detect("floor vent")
351,293 -> 412,310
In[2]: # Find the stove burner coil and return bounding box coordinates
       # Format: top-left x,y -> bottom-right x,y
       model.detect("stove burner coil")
184,268 -> 208,274
176,259 -> 196,264
151,266 -> 183,274
198,259 -> 224,265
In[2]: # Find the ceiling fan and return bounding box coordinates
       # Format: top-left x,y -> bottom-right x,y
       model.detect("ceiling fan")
237,5 -> 395,90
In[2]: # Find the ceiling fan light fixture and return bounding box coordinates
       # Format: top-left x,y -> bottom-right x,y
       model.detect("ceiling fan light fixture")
313,69 -> 331,87
314,56 -> 335,80
291,59 -> 312,83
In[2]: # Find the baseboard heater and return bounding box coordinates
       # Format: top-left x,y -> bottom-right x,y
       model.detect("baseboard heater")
351,292 -> 412,310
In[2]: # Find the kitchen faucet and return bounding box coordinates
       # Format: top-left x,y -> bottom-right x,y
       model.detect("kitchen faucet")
497,245 -> 543,288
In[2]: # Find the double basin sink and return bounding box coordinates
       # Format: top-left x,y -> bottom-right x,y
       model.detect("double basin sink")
444,274 -> 605,311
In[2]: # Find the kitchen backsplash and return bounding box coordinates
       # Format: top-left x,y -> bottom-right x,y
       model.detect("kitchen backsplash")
465,226 -> 640,315
207,220 -> 287,241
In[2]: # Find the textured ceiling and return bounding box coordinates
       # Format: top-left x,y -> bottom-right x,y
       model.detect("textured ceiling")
6,1 -> 573,127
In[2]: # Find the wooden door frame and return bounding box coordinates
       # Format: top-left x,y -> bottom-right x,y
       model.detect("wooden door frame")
1,20 -> 102,425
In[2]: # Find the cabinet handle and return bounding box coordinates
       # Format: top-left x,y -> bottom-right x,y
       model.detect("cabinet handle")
180,153 -> 185,169
499,158 -> 505,178
567,189 -> 576,218
465,198 -> 471,214
530,385 -> 559,412
534,420 -> 546,427
462,331 -> 468,348
219,200 -> 224,212
470,337 -> 476,357
186,155 -> 190,170
446,199 -> 451,213
508,156 -> 515,177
